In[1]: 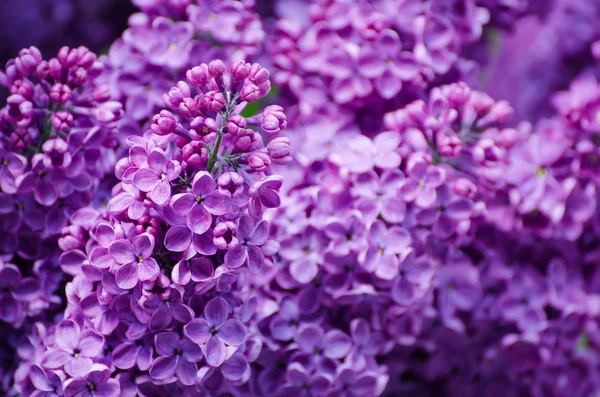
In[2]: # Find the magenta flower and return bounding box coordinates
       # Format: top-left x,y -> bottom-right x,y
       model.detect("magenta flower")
184,296 -> 247,367
279,362 -> 332,397
0,148 -> 26,194
109,233 -> 159,289
63,365 -> 120,397
149,332 -> 202,386
361,220 -> 411,273
399,161 -> 446,208
331,132 -> 401,173
132,149 -> 181,206
353,170 -> 407,224
296,325 -> 352,363
171,171 -> 231,235
41,320 -> 104,377
29,365 -> 63,397
224,215 -> 270,273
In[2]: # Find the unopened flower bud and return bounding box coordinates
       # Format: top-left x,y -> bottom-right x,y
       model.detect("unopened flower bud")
249,63 -> 270,85
50,84 -> 72,104
205,91 -> 226,111
231,61 -> 251,80
248,152 -> 271,172
240,83 -> 260,103
51,111 -> 74,132
186,64 -> 210,87
208,60 -> 225,77
92,84 -> 111,103
218,171 -> 244,198
267,137 -> 292,164
151,110 -> 177,136
213,221 -> 239,250
261,105 -> 287,136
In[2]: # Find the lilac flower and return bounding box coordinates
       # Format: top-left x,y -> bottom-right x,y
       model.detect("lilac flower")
149,332 -> 202,386
326,368 -> 379,397
269,298 -> 302,341
361,220 -> 411,274
0,148 -> 26,194
296,325 -> 352,362
324,212 -> 367,256
353,170 -> 407,224
357,29 -> 420,99
400,161 -> 446,208
184,296 -> 246,367
279,362 -> 333,397
63,365 -> 120,397
331,132 -> 401,174
132,149 -> 181,206
280,227 -> 328,284
112,334 -> 154,371
29,365 -> 63,397
143,287 -> 192,331
224,216 -> 270,273
109,233 -> 159,289
0,264 -> 40,324
171,171 -> 230,234
41,320 -> 104,377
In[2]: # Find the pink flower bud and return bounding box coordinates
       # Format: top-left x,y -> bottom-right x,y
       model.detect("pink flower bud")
226,115 -> 247,136
163,81 -> 191,109
10,128 -> 32,149
248,152 -> 271,172
249,63 -> 269,85
218,171 -> 245,198
261,105 -> 287,136
42,138 -> 70,168
76,46 -> 97,69
437,132 -> 462,158
179,97 -> 200,118
240,83 -> 260,103
15,46 -> 42,77
10,79 -> 34,100
213,221 -> 239,250
267,137 -> 292,164
151,110 -> 177,136
234,131 -> 262,152
51,111 -> 74,132
231,60 -> 251,80
36,61 -> 50,79
50,84 -> 72,104
208,60 -> 225,77
72,68 -> 88,85
186,64 -> 210,87
205,90 -> 226,111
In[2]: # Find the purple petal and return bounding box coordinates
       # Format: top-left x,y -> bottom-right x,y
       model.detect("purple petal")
149,355 -> 177,379
323,330 -> 351,359
55,320 -> 80,352
203,336 -> 227,367
90,246 -> 113,269
109,240 -> 136,264
247,245 -> 265,273
184,318 -> 212,345
115,262 -> 139,289
224,244 -> 247,269
64,356 -> 93,377
218,319 -> 246,346
147,150 -> 167,172
29,365 -> 53,392
41,349 -> 70,369
204,296 -> 229,327
171,193 -> 196,216
155,332 -> 179,356
108,192 -> 136,214
113,343 -> 140,369
176,359 -> 197,386
79,330 -> 104,357
12,278 -> 39,301
202,191 -> 230,215
290,257 -> 318,284
192,230 -> 217,255
180,337 -> 203,362
249,221 -> 269,245
192,172 -> 217,197
139,258 -> 159,281
189,257 -> 214,281
132,168 -> 158,192
133,233 -> 154,258
150,181 -> 171,206
187,203 -> 212,234
221,354 -> 248,381
297,325 -> 323,353
164,226 -> 192,252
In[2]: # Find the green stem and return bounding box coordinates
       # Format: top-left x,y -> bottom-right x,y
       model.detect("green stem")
206,95 -> 236,173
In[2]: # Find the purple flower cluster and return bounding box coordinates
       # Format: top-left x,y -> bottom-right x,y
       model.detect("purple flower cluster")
10,60 -> 291,396
0,45 -> 121,328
